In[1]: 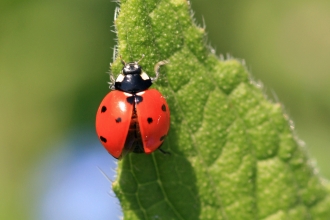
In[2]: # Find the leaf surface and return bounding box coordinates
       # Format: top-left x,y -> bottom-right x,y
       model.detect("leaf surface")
111,0 -> 330,219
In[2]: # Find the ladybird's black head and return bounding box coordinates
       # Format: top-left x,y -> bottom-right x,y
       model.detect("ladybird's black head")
115,59 -> 152,94
122,62 -> 142,75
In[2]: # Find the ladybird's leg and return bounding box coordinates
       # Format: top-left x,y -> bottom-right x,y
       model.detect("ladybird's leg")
158,147 -> 171,156
151,60 -> 169,82
108,63 -> 116,90
154,139 -> 171,155
108,73 -> 116,90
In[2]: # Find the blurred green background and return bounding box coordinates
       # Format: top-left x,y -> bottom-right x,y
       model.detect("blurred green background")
1,0 -> 329,219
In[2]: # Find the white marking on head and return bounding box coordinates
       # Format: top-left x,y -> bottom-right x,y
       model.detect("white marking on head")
124,65 -> 130,72
136,91 -> 145,96
123,92 -> 133,97
116,74 -> 125,82
140,72 -> 150,80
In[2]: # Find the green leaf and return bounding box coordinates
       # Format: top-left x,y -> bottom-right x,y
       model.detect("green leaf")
111,0 -> 330,219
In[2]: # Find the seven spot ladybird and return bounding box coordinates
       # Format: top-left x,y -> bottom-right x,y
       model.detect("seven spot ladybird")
95,55 -> 170,159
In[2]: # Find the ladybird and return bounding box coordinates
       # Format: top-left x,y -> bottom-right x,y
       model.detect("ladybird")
95,55 -> 170,159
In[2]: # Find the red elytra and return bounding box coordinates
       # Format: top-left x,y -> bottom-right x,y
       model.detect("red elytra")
95,57 -> 170,159
96,89 -> 170,158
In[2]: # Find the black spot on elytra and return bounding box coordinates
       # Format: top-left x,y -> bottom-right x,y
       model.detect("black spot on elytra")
160,135 -> 166,141
100,136 -> 107,143
101,106 -> 107,113
161,104 -> 166,112
147,117 -> 153,124
115,117 -> 122,123
126,95 -> 143,105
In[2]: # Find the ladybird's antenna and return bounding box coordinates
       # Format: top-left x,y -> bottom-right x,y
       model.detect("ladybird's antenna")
119,55 -> 126,66
152,60 -> 169,82
136,54 -> 145,64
